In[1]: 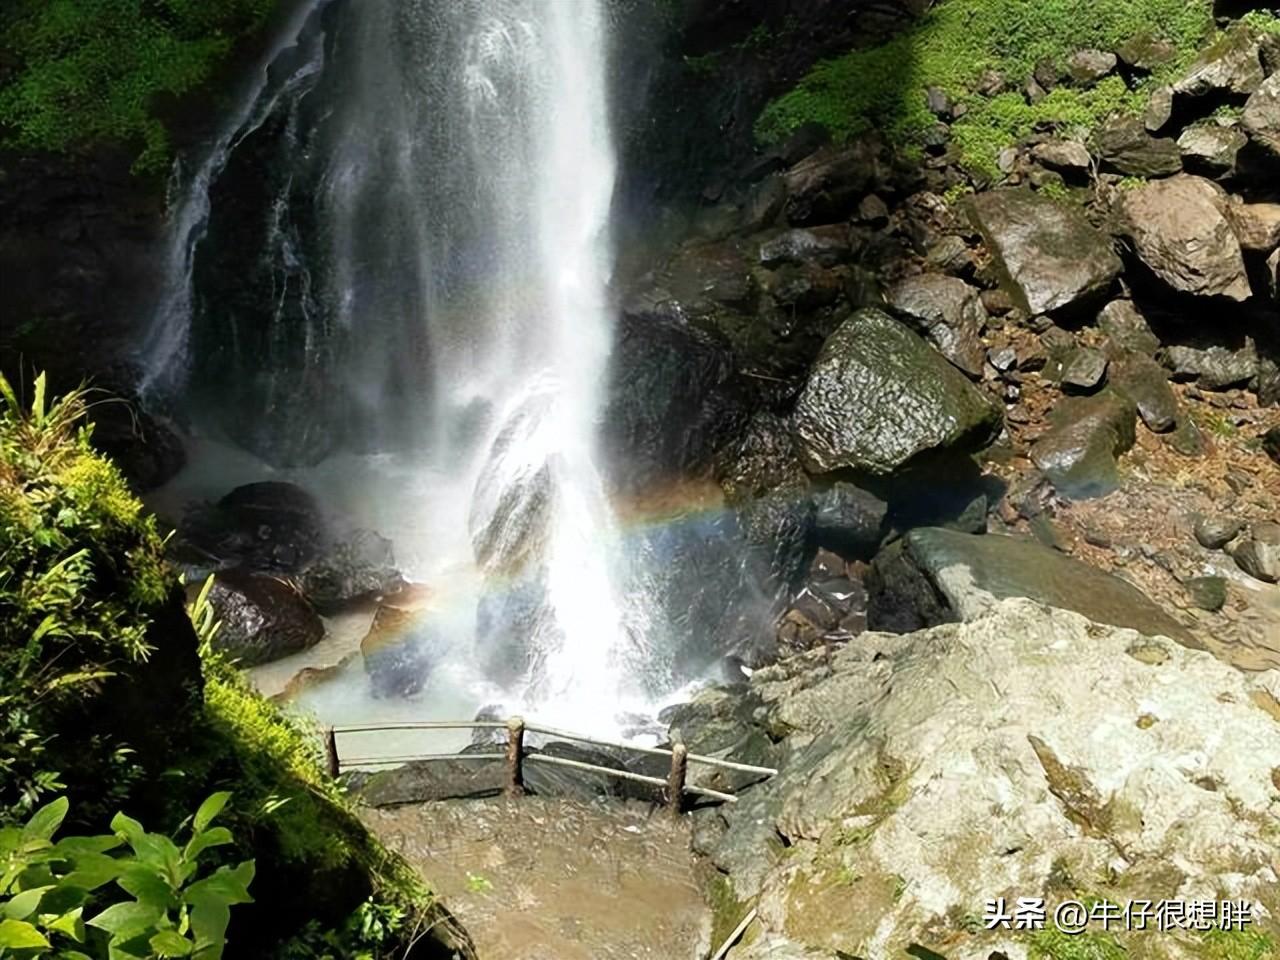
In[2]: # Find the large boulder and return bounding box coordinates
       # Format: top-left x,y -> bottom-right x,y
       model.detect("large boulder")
867,528 -> 1192,643
1163,337 -> 1259,389
1173,23 -> 1268,99
790,309 -> 1003,476
1110,352 -> 1179,432
782,144 -> 881,225
967,189 -> 1122,315
207,570 -> 325,667
1116,175 -> 1251,301
884,274 -> 988,377
177,481 -> 329,575
298,529 -> 403,613
688,598 -> 1278,957
1030,390 -> 1138,499
1228,200 -> 1280,253
1243,71 -> 1280,156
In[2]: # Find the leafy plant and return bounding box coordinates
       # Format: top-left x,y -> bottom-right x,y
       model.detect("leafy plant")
0,793 -> 253,959
183,576 -> 221,656
0,0 -> 280,173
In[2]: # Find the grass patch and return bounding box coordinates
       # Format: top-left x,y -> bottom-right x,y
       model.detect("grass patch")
1029,927 -> 1129,959
0,0 -> 280,173
755,0 -> 1221,178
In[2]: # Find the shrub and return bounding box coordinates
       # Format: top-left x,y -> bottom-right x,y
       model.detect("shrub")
0,0 -> 280,173
755,0 -> 1219,177
0,793 -> 253,959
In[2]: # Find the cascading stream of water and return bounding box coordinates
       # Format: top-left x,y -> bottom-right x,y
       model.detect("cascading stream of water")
144,0 -> 665,735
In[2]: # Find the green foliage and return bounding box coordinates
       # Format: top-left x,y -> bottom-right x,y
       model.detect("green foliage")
183,576 -> 221,657
0,0 -> 280,173
0,374 -> 170,819
0,793 -> 253,959
1028,927 -> 1128,959
1194,928 -> 1278,960
756,0 -> 1216,177
276,899 -> 410,960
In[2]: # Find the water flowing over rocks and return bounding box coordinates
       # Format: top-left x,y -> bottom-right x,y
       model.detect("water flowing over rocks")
679,599 -> 1279,958
791,308 -> 1002,476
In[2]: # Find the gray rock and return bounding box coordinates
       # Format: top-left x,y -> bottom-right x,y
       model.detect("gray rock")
1030,390 -> 1137,499
1177,125 -> 1248,178
1031,139 -> 1092,172
783,144 -> 880,224
1145,86 -> 1174,132
924,234 -> 975,275
208,570 -> 325,667
1095,115 -> 1182,177
967,189 -> 1122,315
884,273 -> 988,377
925,86 -> 951,118
857,193 -> 890,224
812,482 -> 889,560
1173,24 -> 1267,99
299,529 -> 403,614
868,527 -> 1192,643
791,309 -> 1003,476
1110,353 -> 1178,432
1097,299 -> 1160,356
693,598 -> 1276,957
1234,540 -> 1280,583
1067,48 -> 1118,85
1164,338 -> 1258,389
1117,33 -> 1177,72
1058,346 -> 1109,391
718,411 -> 806,503
743,175 -> 787,232
1116,175 -> 1251,301
1243,71 -> 1280,156
1194,514 -> 1246,550
1265,425 -> 1280,465
758,226 -> 850,268
1228,200 -> 1280,253
1185,575 -> 1228,612
1167,412 -> 1210,457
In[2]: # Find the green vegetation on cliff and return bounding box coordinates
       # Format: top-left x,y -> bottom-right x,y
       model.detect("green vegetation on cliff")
756,0 -> 1216,177
0,0 -> 280,172
0,374 -> 464,957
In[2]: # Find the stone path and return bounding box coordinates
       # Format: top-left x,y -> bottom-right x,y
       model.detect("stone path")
362,796 -> 711,960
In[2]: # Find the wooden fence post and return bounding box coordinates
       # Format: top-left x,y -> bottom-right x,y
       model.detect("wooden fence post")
505,716 -> 525,797
667,742 -> 688,816
324,727 -> 340,779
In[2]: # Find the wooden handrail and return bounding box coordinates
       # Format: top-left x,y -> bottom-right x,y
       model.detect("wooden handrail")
324,715 -> 775,810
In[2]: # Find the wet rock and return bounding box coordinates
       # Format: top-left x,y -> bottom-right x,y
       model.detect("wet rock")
1163,337 -> 1258,389
1110,353 -> 1178,432
1228,200 -> 1280,253
1177,125 -> 1249,178
783,144 -> 880,225
1117,33 -> 1177,72
884,274 -> 988,377
1167,412 -> 1210,457
924,235 -> 975,276
791,309 -> 1003,476
811,482 -> 889,561
1095,115 -> 1182,177
661,240 -> 756,311
1057,346 -> 1109,391
1234,539 -> 1280,583
967,189 -> 1122,315
1243,71 -> 1280,156
179,481 -> 329,575
1097,299 -> 1161,356
1173,24 -> 1267,99
1030,139 -> 1092,173
757,226 -> 850,268
1030,390 -> 1137,499
743,175 -> 787,232
1067,49 -> 1118,85
1116,175 -> 1251,301
1185,576 -> 1228,612
361,594 -> 440,699
1194,514 -> 1246,550
867,528 -> 1192,643
207,570 -> 324,667
298,529 -> 403,614
718,411 -> 806,503
87,399 -> 187,494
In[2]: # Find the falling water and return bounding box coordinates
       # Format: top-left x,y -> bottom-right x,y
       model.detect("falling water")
143,0 -> 665,732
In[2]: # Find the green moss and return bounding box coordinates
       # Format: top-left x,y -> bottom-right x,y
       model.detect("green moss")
1192,929 -> 1278,960
756,0 -> 1216,177
1029,927 -> 1129,959
0,0 -> 280,173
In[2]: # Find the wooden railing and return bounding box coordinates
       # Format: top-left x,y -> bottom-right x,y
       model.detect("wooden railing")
324,716 -> 777,813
